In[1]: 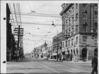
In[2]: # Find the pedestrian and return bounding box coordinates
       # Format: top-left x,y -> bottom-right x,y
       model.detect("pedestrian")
70,54 -> 73,61
91,48 -> 98,74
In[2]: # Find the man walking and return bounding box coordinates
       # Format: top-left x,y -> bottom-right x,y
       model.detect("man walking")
91,48 -> 98,74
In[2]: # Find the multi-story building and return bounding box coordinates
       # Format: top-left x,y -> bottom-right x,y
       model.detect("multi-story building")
60,3 -> 97,60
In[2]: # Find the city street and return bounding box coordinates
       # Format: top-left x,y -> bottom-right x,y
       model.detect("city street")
7,58 -> 92,74
5,2 -> 97,74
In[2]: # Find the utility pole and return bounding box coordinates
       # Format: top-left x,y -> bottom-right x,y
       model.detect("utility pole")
57,37 -> 58,61
17,25 -> 20,61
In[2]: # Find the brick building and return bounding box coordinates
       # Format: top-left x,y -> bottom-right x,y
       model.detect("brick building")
60,3 -> 98,61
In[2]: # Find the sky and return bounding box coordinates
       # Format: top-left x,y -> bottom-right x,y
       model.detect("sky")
10,1 -> 67,54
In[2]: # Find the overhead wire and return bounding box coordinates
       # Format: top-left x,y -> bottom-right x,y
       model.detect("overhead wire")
11,12 -> 61,18
11,21 -> 62,26
18,3 -> 22,26
13,3 -> 18,26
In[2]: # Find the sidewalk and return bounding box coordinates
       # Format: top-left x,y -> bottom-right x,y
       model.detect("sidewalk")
64,60 -> 91,64
48,58 -> 91,64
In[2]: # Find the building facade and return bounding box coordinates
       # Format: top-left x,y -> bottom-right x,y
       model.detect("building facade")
52,32 -> 65,59
33,42 -> 48,59
60,3 -> 98,61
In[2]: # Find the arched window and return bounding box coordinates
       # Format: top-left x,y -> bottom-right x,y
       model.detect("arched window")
76,48 -> 78,55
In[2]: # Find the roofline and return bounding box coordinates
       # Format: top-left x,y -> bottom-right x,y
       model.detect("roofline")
60,4 -> 73,16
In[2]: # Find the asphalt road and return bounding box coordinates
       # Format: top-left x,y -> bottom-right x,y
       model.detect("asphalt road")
7,58 -> 92,74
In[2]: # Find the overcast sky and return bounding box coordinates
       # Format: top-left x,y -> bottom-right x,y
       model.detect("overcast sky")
9,1 -> 68,54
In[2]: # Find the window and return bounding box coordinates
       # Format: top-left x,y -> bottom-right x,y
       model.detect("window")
71,50 -> 72,54
76,4 -> 78,9
94,23 -> 97,32
94,4 -> 97,7
65,41 -> 67,47
76,25 -> 79,33
72,16 -> 74,24
68,40 -> 70,47
76,48 -> 78,55
83,35 -> 87,42
76,36 -> 78,45
94,11 -> 97,15
84,10 -> 87,14
69,18 -> 70,26
83,23 -> 87,32
72,25 -> 74,33
65,20 -> 67,24
82,10 -> 87,18
62,42 -> 64,48
72,6 -> 74,10
72,39 -> 73,46
74,49 -> 75,55
82,4 -> 87,7
76,13 -> 78,21
71,39 -> 72,46
65,30 -> 67,36
71,26 -> 74,35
